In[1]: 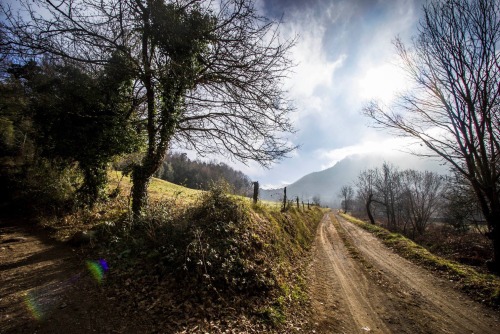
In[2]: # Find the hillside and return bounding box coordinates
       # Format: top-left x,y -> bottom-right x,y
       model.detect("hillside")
1,173 -> 326,333
260,153 -> 449,207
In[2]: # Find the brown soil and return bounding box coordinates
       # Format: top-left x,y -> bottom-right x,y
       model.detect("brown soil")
0,218 -> 146,334
3,212 -> 500,333
308,212 -> 500,334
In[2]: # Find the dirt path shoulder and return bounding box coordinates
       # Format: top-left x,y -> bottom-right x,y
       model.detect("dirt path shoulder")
0,218 -> 145,334
308,212 -> 500,334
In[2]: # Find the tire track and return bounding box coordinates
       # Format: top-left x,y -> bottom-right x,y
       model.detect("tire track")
335,213 -> 500,334
309,212 -> 500,333
309,213 -> 390,333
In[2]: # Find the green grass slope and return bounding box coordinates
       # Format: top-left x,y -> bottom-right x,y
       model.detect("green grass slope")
48,172 -> 327,331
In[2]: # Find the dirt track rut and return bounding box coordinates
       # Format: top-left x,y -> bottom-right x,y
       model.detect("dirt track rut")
0,220 -> 144,333
308,212 -> 500,334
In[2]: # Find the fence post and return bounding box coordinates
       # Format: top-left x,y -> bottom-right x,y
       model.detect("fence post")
252,181 -> 259,204
282,187 -> 287,211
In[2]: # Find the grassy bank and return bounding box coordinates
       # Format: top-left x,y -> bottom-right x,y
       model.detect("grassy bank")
44,174 -> 325,331
340,213 -> 500,307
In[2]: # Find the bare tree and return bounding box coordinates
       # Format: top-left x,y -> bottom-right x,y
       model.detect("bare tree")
374,163 -> 403,230
311,195 -> 321,207
363,0 -> 500,271
339,185 -> 354,214
356,169 -> 377,224
354,165 -> 444,236
1,0 -> 296,216
355,164 -> 404,228
399,170 -> 443,237
442,173 -> 484,233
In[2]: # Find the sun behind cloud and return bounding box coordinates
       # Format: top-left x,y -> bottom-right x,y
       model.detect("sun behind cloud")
358,60 -> 410,105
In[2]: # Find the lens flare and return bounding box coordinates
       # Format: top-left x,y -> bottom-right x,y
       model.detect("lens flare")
86,259 -> 109,283
23,263 -> 101,320
24,291 -> 43,320
98,259 -> 109,271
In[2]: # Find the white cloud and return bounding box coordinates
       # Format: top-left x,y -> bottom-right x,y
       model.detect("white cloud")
282,18 -> 347,99
317,135 -> 421,169
261,180 -> 292,190
183,1 -> 430,187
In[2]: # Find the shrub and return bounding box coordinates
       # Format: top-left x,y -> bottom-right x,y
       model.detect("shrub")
102,182 -> 275,294
183,182 -> 274,292
4,158 -> 79,215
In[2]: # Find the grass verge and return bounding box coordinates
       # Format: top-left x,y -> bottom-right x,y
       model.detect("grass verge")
340,213 -> 500,308
49,175 -> 327,331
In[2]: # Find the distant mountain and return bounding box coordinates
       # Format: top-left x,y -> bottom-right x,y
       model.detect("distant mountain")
260,153 -> 449,207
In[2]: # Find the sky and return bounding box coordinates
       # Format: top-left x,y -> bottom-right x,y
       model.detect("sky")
214,0 -> 431,188
3,0 -> 432,189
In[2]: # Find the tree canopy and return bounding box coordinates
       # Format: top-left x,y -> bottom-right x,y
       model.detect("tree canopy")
1,0 -> 296,215
0,58 -> 139,205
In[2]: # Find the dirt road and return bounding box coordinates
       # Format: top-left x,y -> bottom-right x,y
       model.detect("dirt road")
0,219 -> 145,334
3,213 -> 500,333
308,212 -> 500,334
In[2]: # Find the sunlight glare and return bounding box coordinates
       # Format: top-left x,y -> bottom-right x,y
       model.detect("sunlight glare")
358,62 -> 409,104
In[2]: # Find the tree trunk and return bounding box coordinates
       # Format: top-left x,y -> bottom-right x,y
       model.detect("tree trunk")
492,225 -> 500,273
486,210 -> 500,273
131,147 -> 169,218
470,179 -> 500,274
131,166 -> 151,218
366,193 -> 375,224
